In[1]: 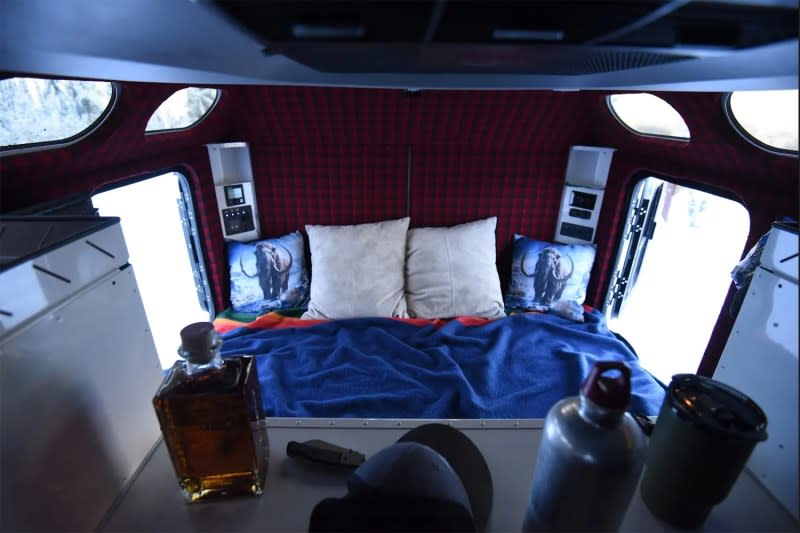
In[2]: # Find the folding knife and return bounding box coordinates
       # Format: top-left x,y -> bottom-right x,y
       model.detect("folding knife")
286,439 -> 366,468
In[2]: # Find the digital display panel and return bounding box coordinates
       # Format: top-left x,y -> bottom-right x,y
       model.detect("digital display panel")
570,190 -> 597,210
224,184 -> 245,206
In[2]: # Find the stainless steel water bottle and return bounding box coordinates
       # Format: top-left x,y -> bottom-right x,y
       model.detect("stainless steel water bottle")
523,361 -> 646,532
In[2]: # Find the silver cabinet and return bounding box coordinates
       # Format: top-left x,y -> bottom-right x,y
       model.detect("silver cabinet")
0,217 -> 163,531
714,221 -> 798,520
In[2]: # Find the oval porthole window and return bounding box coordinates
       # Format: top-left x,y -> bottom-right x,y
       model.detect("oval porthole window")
727,90 -> 798,154
608,93 -> 690,140
0,77 -> 115,151
146,87 -> 220,133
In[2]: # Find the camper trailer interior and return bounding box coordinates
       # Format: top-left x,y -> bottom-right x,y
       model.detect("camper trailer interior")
0,0 -> 797,531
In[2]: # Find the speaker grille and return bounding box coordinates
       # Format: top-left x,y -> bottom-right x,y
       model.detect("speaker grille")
570,49 -> 691,75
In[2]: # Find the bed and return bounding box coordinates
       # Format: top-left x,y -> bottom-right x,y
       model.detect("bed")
214,308 -> 665,419
217,216 -> 666,419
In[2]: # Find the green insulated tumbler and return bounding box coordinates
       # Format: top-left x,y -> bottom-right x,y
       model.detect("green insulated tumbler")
640,374 -> 768,529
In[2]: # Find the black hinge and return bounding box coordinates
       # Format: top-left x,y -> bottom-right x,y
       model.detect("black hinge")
626,199 -> 658,242
607,272 -> 629,317
626,201 -> 649,238
177,197 -> 210,312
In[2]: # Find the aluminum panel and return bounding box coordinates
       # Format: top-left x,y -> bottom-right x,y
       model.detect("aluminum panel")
0,266 -> 163,531
715,266 -> 798,520
0,222 -> 129,337
760,222 -> 798,283
100,418 -> 798,532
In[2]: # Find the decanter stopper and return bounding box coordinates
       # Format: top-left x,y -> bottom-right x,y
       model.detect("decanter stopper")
179,322 -> 220,364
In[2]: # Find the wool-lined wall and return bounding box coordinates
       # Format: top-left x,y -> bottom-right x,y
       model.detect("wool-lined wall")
1,82 -> 796,374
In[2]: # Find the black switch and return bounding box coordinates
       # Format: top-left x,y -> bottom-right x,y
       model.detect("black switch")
560,222 -> 594,241
569,208 -> 592,220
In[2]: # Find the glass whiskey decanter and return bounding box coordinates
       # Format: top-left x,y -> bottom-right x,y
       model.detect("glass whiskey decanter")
153,322 -> 268,502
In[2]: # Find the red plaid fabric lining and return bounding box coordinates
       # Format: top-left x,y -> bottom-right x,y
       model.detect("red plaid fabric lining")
2,84 -> 797,375
250,145 -> 409,233
410,149 -> 567,293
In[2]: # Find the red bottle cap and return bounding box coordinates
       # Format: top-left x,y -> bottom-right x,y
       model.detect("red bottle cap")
580,361 -> 632,410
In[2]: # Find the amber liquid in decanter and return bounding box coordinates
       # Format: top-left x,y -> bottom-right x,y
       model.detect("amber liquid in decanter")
153,352 -> 268,502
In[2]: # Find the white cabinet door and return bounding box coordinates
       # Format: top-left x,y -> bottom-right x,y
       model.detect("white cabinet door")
714,265 -> 798,520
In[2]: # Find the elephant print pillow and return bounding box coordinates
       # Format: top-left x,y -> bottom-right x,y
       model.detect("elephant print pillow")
227,231 -> 310,313
504,235 -> 596,314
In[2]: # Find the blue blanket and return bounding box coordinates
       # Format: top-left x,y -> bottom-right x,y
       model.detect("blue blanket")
219,310 -> 666,418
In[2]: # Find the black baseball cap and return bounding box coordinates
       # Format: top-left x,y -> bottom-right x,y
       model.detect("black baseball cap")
308,423 -> 493,532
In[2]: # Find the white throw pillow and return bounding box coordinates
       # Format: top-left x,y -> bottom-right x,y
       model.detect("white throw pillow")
302,217 -> 410,319
405,217 -> 505,319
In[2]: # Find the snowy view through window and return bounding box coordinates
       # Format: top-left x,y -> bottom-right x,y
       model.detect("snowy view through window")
609,93 -> 691,139
93,174 -> 211,370
0,78 -> 113,147
607,179 -> 750,384
146,87 -> 218,132
730,90 -> 799,152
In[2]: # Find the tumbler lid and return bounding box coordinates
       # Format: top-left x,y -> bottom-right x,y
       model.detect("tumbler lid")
667,374 -> 767,441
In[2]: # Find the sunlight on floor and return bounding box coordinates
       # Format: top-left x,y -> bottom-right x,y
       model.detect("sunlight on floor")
93,173 -> 211,369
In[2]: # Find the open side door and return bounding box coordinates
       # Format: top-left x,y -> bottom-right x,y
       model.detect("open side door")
606,178 -> 663,318
177,175 -> 214,315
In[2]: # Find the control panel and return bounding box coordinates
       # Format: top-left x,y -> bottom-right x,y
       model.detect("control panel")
222,205 -> 255,235
554,145 -> 614,245
214,182 -> 260,241
554,185 -> 605,244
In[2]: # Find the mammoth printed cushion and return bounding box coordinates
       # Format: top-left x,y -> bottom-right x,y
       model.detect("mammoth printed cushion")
227,231 -> 310,313
504,235 -> 596,314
